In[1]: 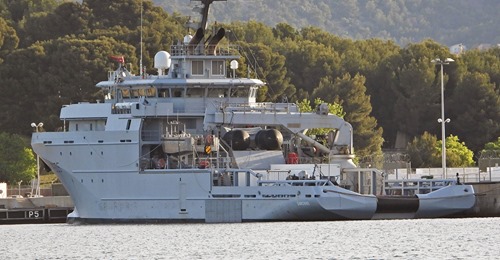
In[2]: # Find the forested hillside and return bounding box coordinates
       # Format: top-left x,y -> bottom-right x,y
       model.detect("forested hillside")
0,0 -> 499,167
156,0 -> 500,47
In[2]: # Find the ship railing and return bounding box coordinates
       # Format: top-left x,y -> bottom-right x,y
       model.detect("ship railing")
106,70 -> 140,82
295,156 -> 329,164
384,178 -> 457,196
212,168 -> 263,187
107,71 -> 118,81
258,179 -> 333,187
195,157 -> 231,170
221,102 -> 298,114
170,44 -> 241,57
111,102 -> 135,114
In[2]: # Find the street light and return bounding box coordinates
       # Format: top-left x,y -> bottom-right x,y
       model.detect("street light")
432,58 -> 454,178
31,122 -> 43,131
31,122 -> 43,196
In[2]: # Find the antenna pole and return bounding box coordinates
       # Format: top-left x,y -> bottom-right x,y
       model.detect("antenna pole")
140,0 -> 143,77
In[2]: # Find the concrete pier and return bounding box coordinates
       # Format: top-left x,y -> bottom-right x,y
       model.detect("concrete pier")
0,196 -> 73,224
466,182 -> 500,217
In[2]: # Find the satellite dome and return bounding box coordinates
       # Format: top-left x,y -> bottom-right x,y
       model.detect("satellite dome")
154,51 -> 171,70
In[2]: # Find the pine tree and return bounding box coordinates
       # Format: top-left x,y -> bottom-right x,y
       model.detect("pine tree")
313,73 -> 384,165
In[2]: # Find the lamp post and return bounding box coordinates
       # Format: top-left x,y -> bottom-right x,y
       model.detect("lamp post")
432,58 -> 454,178
31,122 -> 43,196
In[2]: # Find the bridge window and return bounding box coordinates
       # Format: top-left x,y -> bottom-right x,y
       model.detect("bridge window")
131,89 -> 141,98
230,87 -> 249,98
192,60 -> 204,75
172,88 -> 184,97
207,88 -> 227,98
147,87 -> 156,97
121,89 -> 130,98
211,61 -> 224,75
186,87 -> 204,97
158,88 -> 170,97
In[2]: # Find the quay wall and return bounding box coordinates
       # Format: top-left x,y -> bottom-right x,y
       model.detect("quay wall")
466,182 -> 500,217
0,196 -> 73,209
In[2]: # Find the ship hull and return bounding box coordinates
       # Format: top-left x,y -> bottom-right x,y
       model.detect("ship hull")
415,185 -> 476,218
372,185 -> 476,219
43,161 -> 378,223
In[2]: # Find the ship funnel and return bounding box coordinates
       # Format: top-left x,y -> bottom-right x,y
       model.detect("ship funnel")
154,51 -> 171,76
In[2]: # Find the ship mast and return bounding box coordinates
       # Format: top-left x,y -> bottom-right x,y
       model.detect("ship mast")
140,0 -> 143,77
193,0 -> 226,33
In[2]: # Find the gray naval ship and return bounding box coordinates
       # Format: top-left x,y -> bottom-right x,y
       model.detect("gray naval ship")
31,0 -> 475,223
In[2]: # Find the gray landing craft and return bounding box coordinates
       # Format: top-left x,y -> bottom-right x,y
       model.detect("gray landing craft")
31,0 -> 475,223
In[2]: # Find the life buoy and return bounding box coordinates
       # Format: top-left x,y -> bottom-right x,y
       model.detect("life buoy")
199,160 -> 209,169
205,134 -> 213,145
157,158 -> 166,169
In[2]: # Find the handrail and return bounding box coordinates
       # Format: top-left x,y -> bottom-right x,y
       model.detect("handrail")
384,178 -> 458,195
170,44 -> 241,57
258,179 -> 332,186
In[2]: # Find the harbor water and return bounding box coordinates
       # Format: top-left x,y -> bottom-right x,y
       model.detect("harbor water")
1,218 -> 499,259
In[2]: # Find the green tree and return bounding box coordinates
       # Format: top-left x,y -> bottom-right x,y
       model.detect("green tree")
85,0 -> 144,30
281,39 -> 341,100
448,71 -> 500,154
228,20 -> 275,46
84,0 -> 184,73
1,0 -> 61,48
40,2 -> 92,40
351,39 -> 399,141
439,135 -> 475,167
480,137 -> 500,160
0,17 -> 19,63
392,57 -> 437,137
370,40 -> 451,148
300,26 -> 350,52
483,137 -> 500,151
239,42 -> 295,102
313,73 -> 383,162
0,0 -> 60,23
273,22 -> 300,41
0,36 -> 136,134
407,131 -> 440,168
0,132 -> 36,184
408,132 -> 474,168
461,48 -> 500,89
